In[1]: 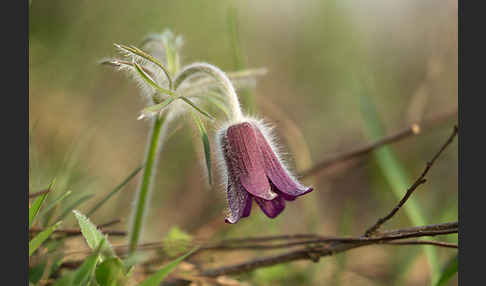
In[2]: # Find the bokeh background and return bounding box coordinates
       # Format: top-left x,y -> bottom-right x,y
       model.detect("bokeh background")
29,0 -> 458,285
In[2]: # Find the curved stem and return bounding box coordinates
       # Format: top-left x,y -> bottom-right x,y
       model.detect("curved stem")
128,115 -> 165,254
174,62 -> 244,121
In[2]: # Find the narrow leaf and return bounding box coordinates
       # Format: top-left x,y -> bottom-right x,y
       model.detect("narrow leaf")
138,248 -> 198,286
133,61 -> 174,96
115,44 -> 172,88
180,96 -> 214,120
435,255 -> 458,286
29,191 -> 49,228
87,165 -> 143,217
29,261 -> 47,284
73,210 -> 115,258
95,257 -> 126,286
52,240 -> 105,286
57,194 -> 94,221
192,114 -> 212,185
140,96 -> 178,119
29,221 -> 62,256
72,239 -> 106,286
40,190 -> 72,217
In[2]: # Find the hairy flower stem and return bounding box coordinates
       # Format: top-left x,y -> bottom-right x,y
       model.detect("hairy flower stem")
129,115 -> 165,254
127,33 -> 181,255
175,63 -> 244,122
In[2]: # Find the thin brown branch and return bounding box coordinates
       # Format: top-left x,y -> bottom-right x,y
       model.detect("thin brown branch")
97,219 -> 122,228
56,221 -> 457,281
29,189 -> 51,199
59,222 -> 456,273
198,237 -> 458,252
300,111 -> 457,179
199,222 -> 458,251
200,222 -> 457,277
378,221 -> 458,237
59,222 -> 457,259
383,240 -> 457,249
218,234 -> 321,244
29,223 -> 127,236
364,126 -> 458,237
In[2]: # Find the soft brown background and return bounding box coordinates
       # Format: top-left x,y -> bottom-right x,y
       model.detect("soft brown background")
29,0 -> 458,285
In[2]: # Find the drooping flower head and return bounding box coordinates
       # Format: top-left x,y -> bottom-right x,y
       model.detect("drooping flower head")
216,119 -> 313,224
103,30 -> 311,224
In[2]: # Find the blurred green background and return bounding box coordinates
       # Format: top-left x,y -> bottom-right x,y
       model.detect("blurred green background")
29,0 -> 457,285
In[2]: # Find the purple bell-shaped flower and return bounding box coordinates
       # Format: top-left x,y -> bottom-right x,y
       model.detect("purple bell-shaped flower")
218,120 -> 313,224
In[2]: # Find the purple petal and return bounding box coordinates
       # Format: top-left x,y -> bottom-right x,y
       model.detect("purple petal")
242,195 -> 253,218
223,122 -> 277,200
253,124 -> 313,200
254,195 -> 286,218
225,180 -> 251,224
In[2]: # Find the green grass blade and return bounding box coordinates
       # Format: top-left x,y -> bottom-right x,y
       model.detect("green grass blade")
87,165 -> 143,217
133,61 -> 174,96
435,255 -> 458,286
180,96 -> 214,120
355,80 -> 439,284
137,248 -> 198,286
192,114 -> 212,185
40,190 -> 72,217
73,210 -> 115,257
29,221 -> 62,256
227,3 -> 255,112
29,191 -> 49,228
57,194 -> 94,221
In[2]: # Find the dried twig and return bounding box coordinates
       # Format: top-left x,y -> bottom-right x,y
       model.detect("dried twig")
364,126 -> 458,236
30,227 -> 126,236
383,240 -> 457,249
217,234 -> 321,244
58,222 -> 457,273
97,218 -> 122,228
200,222 -> 457,277
61,221 -> 457,258
300,111 -> 456,179
29,219 -> 127,237
200,222 -> 458,251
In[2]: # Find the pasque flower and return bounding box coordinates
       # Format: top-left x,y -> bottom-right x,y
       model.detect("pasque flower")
105,30 -> 312,227
217,119 -> 313,224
